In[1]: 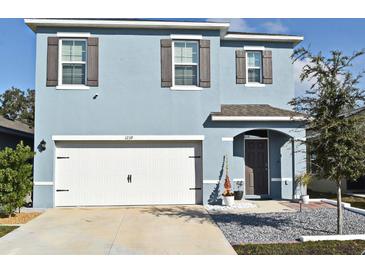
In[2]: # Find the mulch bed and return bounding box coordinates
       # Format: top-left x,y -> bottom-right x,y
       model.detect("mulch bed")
0,212 -> 42,225
234,240 -> 365,255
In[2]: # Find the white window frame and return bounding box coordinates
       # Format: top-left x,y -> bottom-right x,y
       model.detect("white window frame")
171,40 -> 200,90
57,38 -> 89,90
246,51 -> 263,85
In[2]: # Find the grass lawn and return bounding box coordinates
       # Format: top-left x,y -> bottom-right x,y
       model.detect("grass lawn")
308,190 -> 365,209
0,226 -> 18,238
234,240 -> 365,255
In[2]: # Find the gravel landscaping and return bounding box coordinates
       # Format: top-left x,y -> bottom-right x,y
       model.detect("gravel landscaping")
209,208 -> 365,244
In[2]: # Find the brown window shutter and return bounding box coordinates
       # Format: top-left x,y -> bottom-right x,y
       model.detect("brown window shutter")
160,39 -> 172,87
262,50 -> 273,84
46,37 -> 59,86
87,37 -> 99,87
199,39 -> 211,88
236,49 -> 246,84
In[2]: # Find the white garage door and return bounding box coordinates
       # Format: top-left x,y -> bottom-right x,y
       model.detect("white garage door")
54,141 -> 202,206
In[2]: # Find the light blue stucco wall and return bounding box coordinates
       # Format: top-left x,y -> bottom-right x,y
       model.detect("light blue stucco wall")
32,26 -> 306,207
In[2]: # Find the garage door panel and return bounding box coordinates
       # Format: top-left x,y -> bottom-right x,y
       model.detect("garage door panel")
55,141 -> 202,206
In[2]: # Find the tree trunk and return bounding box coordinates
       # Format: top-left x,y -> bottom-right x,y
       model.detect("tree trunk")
336,180 -> 343,235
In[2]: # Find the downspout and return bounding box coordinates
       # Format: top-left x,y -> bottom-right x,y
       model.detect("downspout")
291,137 -> 295,199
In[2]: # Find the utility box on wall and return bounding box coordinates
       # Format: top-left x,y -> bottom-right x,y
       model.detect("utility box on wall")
281,179 -> 293,200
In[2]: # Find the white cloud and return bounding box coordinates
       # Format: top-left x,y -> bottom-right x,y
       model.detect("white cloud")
261,20 -> 288,34
206,18 -> 255,32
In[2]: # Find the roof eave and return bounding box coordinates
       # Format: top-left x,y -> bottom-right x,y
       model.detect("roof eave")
222,33 -> 304,45
24,19 -> 230,32
211,115 -> 306,121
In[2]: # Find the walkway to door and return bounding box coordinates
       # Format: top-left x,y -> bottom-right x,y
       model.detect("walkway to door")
0,206 -> 235,255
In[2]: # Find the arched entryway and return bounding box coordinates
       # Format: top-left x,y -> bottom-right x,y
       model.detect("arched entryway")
233,128 -> 298,200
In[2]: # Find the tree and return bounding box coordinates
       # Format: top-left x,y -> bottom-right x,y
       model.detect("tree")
0,87 -> 35,128
0,142 -> 35,216
290,48 -> 365,234
21,89 -> 35,128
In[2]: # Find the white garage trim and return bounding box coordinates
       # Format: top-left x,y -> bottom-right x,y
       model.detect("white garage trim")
52,135 -> 205,141
34,181 -> 54,186
54,140 -> 203,207
211,116 -> 305,121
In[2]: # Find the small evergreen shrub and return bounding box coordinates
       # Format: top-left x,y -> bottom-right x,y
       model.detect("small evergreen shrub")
0,142 -> 35,216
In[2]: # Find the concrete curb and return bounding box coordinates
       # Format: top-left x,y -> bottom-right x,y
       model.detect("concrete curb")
300,234 -> 365,242
320,198 -> 351,208
308,198 -> 365,216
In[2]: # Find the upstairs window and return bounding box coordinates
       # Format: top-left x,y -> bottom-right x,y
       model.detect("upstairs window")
173,41 -> 199,86
246,51 -> 262,83
60,39 -> 87,85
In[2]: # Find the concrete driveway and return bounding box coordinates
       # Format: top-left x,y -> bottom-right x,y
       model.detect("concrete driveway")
0,206 -> 235,255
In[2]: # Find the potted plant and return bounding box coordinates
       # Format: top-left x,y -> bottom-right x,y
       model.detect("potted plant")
234,180 -> 244,200
295,172 -> 313,204
222,155 -> 235,206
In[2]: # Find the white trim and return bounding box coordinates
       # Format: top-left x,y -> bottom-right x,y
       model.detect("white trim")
246,51 -> 263,84
221,137 -> 234,142
58,38 -> 88,87
172,40 -> 200,89
300,234 -> 365,242
170,34 -> 203,40
56,85 -> 90,90
170,86 -> 203,91
243,46 -> 265,51
25,19 -> 230,31
271,177 -> 293,182
34,181 -> 54,186
57,32 -> 91,38
244,135 -> 269,140
52,135 -> 205,141
244,83 -> 266,88
223,33 -> 304,44
211,116 -> 305,121
233,178 -> 245,182
203,180 -> 220,184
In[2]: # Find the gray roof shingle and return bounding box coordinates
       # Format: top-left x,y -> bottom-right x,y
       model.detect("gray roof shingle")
0,116 -> 34,135
211,104 -> 303,117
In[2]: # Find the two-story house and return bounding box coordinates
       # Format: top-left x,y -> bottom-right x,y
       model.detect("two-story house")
25,19 -> 306,208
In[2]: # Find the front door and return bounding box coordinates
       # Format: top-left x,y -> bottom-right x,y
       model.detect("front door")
245,139 -> 269,195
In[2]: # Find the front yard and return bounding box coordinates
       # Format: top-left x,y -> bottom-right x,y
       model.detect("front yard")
210,208 -> 365,244
234,240 -> 365,255
308,190 -> 365,209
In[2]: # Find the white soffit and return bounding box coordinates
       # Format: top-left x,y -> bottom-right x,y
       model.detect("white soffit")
223,33 -> 304,44
52,135 -> 205,141
211,116 -> 306,121
25,19 -> 230,31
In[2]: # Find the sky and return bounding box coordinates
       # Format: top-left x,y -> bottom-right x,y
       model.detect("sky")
1,18 -> 365,95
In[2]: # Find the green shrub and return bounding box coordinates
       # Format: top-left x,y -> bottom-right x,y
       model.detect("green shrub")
0,142 -> 35,216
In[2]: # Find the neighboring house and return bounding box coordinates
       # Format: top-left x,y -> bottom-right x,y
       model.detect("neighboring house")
0,116 -> 33,150
309,106 -> 365,194
25,19 -> 307,208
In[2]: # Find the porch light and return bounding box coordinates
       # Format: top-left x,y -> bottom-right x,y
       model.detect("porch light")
38,139 -> 46,152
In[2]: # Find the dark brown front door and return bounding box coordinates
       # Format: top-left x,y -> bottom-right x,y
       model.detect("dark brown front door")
245,139 -> 268,195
